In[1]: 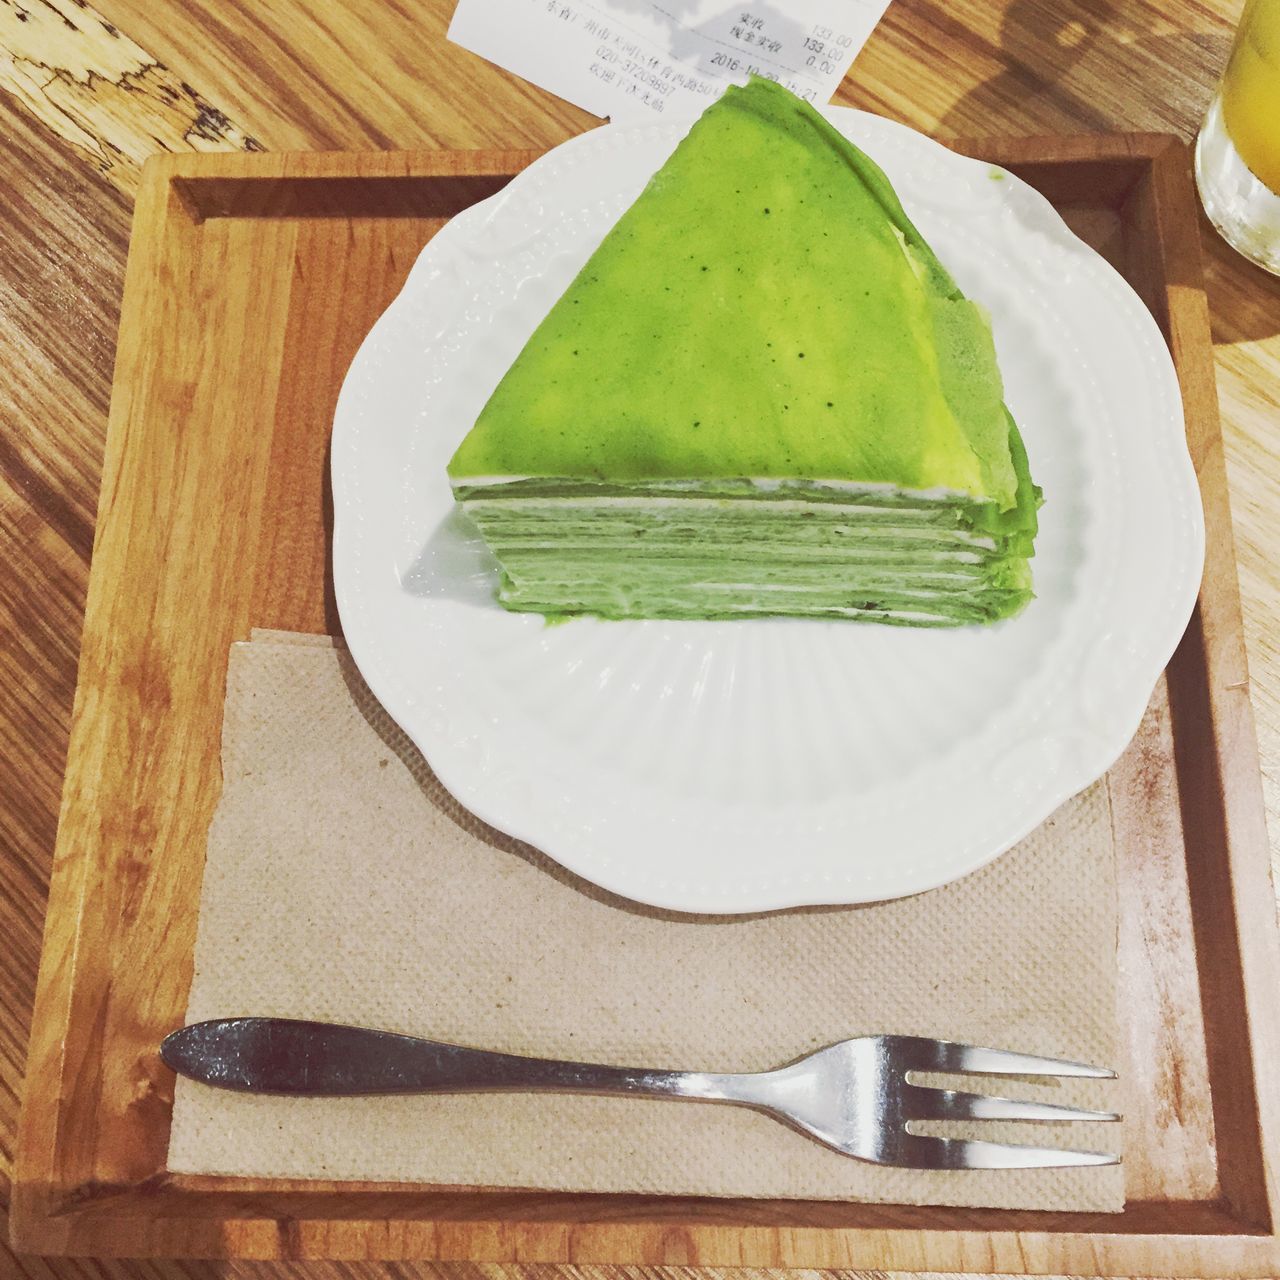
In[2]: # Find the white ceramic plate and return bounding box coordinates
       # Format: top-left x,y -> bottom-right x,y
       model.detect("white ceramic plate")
332,109 -> 1204,914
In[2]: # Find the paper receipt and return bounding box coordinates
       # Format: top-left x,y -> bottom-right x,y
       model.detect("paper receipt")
447,1 -> 892,120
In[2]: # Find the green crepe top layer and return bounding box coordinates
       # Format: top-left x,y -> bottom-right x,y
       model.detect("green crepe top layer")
449,76 -> 1035,536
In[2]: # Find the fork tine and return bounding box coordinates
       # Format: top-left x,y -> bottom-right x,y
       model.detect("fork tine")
905,1085 -> 1120,1123
894,1036 -> 1116,1078
900,1134 -> 1120,1169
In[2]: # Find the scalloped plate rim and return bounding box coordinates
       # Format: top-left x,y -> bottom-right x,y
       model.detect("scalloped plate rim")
331,109 -> 1205,913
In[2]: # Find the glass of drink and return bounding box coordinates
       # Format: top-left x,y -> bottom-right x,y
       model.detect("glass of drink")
1195,0 -> 1280,275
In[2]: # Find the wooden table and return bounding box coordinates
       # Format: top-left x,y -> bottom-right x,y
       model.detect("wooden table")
2,1 -> 1277,1277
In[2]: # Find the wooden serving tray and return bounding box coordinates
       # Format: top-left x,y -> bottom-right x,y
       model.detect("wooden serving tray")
12,137 -> 1280,1274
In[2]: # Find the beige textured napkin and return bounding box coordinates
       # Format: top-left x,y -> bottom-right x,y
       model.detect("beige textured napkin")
167,631 -> 1123,1210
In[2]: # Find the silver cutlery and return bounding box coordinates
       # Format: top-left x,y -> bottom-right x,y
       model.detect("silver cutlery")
162,1018 -> 1120,1169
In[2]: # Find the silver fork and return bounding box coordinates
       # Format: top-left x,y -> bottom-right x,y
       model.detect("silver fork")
162,1018 -> 1120,1169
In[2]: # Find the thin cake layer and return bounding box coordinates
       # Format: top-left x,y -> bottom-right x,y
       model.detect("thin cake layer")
447,76 -> 1041,626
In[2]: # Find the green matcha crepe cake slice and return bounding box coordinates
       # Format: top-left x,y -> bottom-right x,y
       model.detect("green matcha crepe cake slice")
448,76 -> 1041,626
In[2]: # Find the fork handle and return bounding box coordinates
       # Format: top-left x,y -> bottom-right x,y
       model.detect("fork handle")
162,1018 -> 741,1101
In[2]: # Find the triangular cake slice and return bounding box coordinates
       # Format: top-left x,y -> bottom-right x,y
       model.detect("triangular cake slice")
448,76 -> 1040,626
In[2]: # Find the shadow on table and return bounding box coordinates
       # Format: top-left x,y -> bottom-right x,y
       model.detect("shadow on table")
923,1 -> 1279,338
932,0 -> 1233,142
1204,229 -> 1280,345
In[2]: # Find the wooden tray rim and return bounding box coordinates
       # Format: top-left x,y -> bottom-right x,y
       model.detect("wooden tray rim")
12,131 -> 1280,1274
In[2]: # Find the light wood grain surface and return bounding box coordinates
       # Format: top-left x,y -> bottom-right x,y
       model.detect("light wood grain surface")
2,0 -> 1277,1276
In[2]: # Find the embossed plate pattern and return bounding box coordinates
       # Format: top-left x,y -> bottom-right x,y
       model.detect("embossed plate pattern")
331,111 -> 1204,912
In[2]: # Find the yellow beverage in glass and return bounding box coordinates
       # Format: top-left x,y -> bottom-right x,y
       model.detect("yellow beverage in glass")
1222,0 -> 1280,192
1196,0 -> 1280,273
